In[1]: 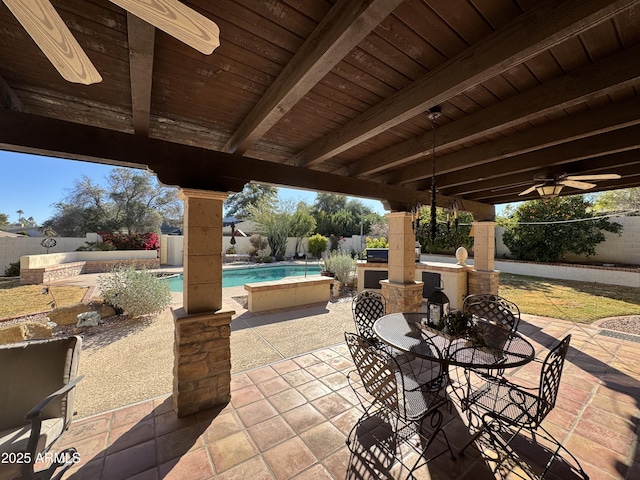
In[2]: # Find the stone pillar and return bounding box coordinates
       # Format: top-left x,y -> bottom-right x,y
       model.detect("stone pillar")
381,212 -> 423,313
469,221 -> 500,295
178,189 -> 227,313
173,189 -> 235,417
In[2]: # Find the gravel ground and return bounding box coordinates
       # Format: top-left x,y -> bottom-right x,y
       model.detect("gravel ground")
597,315 -> 640,335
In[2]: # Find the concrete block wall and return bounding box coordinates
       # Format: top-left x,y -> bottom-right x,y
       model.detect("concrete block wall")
0,236 -> 89,274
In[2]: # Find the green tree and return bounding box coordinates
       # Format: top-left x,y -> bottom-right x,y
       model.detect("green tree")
593,188 -> 640,213
44,168 -> 182,236
224,184 -> 278,218
311,194 -> 380,236
312,193 -> 347,215
0,212 -> 8,227
501,196 -> 622,262
289,202 -> 316,256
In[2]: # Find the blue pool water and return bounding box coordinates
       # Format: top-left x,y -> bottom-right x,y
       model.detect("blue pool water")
165,264 -> 322,292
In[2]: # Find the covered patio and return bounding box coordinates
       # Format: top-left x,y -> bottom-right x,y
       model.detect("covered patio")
2,1 -> 640,478
55,314 -> 639,479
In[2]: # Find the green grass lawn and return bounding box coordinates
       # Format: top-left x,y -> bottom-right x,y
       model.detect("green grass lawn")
498,273 -> 640,324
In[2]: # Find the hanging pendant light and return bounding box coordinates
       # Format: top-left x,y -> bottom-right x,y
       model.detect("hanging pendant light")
427,106 -> 442,243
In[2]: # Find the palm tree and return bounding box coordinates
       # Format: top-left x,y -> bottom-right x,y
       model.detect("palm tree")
16,209 -> 24,226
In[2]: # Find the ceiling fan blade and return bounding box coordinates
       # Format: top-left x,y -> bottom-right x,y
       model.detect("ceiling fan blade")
565,173 -> 621,181
110,0 -> 220,55
518,184 -> 543,196
559,180 -> 596,190
3,0 -> 102,84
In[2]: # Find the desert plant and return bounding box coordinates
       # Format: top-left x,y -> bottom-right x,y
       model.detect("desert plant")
307,233 -> 328,258
98,265 -> 171,318
248,234 -> 268,258
4,261 -> 20,277
323,251 -> 356,286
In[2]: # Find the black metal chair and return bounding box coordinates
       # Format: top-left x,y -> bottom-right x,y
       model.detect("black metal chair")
460,334 -> 589,479
344,332 -> 454,479
352,290 -> 387,341
463,294 -> 521,332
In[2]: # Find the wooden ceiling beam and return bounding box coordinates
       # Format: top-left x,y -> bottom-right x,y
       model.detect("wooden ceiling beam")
445,152 -> 640,199
0,109 -> 467,213
127,13 -> 155,136
373,45 -> 640,183
222,0 -> 403,155
289,0 -> 640,168
429,126 -> 640,194
0,75 -> 25,112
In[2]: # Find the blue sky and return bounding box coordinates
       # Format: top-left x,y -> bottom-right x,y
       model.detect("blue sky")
0,150 -> 388,225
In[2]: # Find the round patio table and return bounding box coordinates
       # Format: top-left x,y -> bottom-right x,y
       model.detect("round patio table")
373,312 -> 535,369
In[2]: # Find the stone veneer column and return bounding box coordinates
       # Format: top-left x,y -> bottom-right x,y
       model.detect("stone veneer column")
380,212 -> 423,313
172,189 -> 235,417
469,221 -> 500,295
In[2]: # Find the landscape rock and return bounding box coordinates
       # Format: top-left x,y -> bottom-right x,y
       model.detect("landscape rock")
0,322 -> 53,345
49,304 -> 91,326
76,311 -> 102,328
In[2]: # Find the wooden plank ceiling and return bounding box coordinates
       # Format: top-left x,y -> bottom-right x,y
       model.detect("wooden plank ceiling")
1,0 -> 640,217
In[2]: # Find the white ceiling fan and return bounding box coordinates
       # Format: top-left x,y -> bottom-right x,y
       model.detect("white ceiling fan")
518,172 -> 621,198
2,0 -> 220,85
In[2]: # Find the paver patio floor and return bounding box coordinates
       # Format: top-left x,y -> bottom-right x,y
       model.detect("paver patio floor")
52,314 -> 639,480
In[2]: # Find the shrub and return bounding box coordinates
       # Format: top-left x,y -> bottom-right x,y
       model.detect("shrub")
76,241 -> 116,251
4,262 -> 20,277
501,196 -> 622,262
98,232 -> 160,250
362,236 -> 389,257
323,251 -> 356,286
98,265 -> 171,318
307,234 -> 328,258
248,234 -> 268,258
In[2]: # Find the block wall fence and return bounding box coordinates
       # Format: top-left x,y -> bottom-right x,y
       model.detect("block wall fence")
2,216 -> 638,275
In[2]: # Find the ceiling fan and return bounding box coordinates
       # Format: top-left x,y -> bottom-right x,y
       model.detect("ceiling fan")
2,0 -> 220,85
518,173 -> 622,198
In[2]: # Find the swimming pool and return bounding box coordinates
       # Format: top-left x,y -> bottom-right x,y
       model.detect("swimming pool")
165,264 -> 322,292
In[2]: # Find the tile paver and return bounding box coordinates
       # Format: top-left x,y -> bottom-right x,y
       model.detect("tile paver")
53,315 -> 640,480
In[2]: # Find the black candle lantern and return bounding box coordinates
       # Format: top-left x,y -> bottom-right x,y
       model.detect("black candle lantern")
427,283 -> 450,325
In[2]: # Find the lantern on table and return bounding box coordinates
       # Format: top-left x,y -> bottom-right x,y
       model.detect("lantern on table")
427,283 -> 450,325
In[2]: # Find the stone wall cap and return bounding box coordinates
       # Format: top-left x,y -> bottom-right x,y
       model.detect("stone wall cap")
244,275 -> 334,292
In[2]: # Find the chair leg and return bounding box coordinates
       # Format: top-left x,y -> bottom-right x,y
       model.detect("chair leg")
535,424 -> 590,480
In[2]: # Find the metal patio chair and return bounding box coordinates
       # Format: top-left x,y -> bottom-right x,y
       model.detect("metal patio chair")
0,336 -> 83,480
463,294 -> 521,332
352,290 -> 387,342
460,334 -> 589,479
344,332 -> 454,479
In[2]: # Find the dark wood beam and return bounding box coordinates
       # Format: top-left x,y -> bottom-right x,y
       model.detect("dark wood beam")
127,12 -> 155,136
445,152 -> 640,199
223,0 -> 403,155
372,46 -> 640,183
0,75 -> 25,112
289,0 -> 640,168
430,126 -> 640,194
0,109 -> 492,213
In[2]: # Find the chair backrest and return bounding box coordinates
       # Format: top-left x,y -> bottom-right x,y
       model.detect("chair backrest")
463,294 -> 520,331
352,290 -> 386,339
344,332 -> 398,412
0,336 -> 82,431
536,334 -> 571,424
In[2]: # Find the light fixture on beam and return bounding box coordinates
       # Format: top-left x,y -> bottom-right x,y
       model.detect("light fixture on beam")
535,184 -> 564,198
